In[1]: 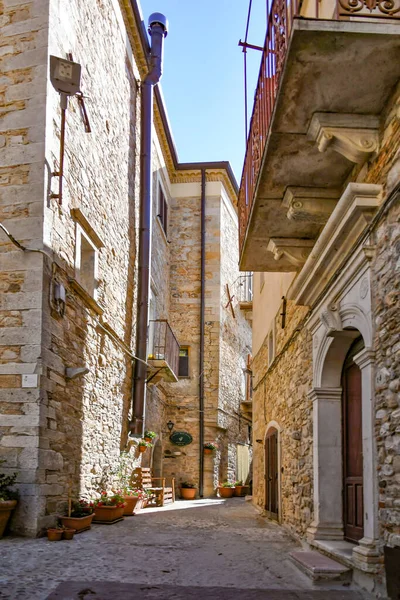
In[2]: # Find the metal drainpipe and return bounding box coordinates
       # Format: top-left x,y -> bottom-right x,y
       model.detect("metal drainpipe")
130,13 -> 168,437
199,168 -> 206,497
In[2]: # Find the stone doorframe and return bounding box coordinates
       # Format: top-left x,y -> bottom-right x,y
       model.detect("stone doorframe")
264,421 -> 282,523
307,301 -> 380,572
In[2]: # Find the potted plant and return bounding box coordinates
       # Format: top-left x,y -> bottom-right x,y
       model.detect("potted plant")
204,442 -> 217,455
60,499 -> 95,533
218,481 -> 235,498
47,526 -> 64,541
62,528 -> 76,540
180,481 -> 196,500
93,491 -> 125,523
144,430 -> 157,443
0,462 -> 19,538
121,487 -> 143,516
138,439 -> 152,453
234,480 -> 248,497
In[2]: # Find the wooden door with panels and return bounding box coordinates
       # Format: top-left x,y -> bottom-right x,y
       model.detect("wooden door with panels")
342,337 -> 364,543
265,427 -> 278,519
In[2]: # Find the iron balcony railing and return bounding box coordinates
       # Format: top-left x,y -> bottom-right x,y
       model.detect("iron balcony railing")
238,0 -> 400,253
148,319 -> 180,377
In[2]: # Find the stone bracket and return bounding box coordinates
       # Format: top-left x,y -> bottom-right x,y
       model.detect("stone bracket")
320,305 -> 342,338
267,238 -> 315,269
282,187 -> 340,224
308,113 -> 380,164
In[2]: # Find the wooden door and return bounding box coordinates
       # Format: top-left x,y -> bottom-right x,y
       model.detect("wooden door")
342,341 -> 364,543
265,428 -> 278,519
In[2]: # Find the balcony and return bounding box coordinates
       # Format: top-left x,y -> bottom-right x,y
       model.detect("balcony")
237,273 -> 253,311
239,0 -> 400,271
147,320 -> 180,383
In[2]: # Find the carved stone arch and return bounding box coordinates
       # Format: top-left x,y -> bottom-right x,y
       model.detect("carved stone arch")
339,303 -> 373,347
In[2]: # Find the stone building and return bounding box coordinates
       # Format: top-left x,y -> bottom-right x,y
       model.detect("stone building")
238,0 -> 400,594
0,0 -> 251,536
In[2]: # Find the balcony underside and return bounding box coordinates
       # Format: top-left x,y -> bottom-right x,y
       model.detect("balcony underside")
147,358 -> 178,384
240,19 -> 400,271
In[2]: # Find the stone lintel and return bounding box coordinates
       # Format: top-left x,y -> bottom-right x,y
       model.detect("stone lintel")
282,187 -> 340,224
266,238 -> 314,269
307,113 -> 380,164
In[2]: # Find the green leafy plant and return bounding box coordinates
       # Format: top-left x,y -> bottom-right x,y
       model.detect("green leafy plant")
94,491 -> 125,508
204,442 -> 217,450
138,439 -> 153,448
0,460 -> 19,502
181,481 -> 196,489
234,480 -> 243,486
144,430 -> 157,440
220,481 -> 235,488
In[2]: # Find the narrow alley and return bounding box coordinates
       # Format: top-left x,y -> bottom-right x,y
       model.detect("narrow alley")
1,499 -> 371,600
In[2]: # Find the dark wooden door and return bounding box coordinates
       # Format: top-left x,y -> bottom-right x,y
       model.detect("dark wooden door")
265,428 -> 278,519
342,341 -> 364,543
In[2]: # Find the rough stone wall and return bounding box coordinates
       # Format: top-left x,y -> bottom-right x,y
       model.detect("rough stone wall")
367,83 -> 400,549
217,195 -> 252,486
252,300 -> 312,536
0,0 -> 49,536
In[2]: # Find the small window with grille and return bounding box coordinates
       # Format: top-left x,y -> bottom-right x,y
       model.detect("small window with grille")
157,183 -> 168,236
178,347 -> 189,378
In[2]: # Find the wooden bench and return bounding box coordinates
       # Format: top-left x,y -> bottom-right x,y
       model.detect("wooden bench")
131,467 -> 175,507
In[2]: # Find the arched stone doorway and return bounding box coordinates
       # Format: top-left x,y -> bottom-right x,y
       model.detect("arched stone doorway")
308,302 -> 379,570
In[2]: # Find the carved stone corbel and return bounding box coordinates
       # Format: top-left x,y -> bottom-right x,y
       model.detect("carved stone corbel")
320,305 -> 342,337
308,113 -> 379,165
267,238 -> 314,269
282,187 -> 340,224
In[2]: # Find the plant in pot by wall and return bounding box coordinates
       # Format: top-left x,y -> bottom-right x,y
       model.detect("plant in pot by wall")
60,499 -> 95,533
46,526 -> 64,541
203,442 -> 217,455
234,480 -> 248,497
0,461 -> 19,538
144,430 -> 157,443
138,439 -> 152,453
93,491 -> 125,523
120,486 -> 145,515
218,481 -> 235,498
180,481 -> 196,500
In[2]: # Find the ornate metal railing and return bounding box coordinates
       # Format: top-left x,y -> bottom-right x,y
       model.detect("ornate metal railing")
238,0 -> 400,253
148,319 -> 180,377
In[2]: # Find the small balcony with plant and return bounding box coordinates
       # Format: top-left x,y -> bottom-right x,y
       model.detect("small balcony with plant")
147,319 -> 180,383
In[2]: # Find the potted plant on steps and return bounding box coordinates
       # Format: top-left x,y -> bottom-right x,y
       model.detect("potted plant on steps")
121,487 -> 143,516
218,481 -> 235,498
203,442 -> 217,455
180,482 -> 196,500
93,491 -> 125,523
0,461 -> 19,538
234,480 -> 248,497
60,499 -> 95,533
144,430 -> 157,444
138,439 -> 152,453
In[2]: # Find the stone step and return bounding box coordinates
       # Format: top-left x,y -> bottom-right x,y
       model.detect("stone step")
290,550 -> 352,582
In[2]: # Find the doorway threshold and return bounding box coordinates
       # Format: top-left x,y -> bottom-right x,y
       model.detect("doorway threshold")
311,539 -> 356,569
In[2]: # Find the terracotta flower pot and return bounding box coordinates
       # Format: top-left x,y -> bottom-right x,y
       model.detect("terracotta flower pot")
234,485 -> 248,497
180,488 -> 196,500
204,448 -> 213,455
144,437 -> 153,443
60,513 -> 94,533
0,499 -> 17,538
93,505 -> 124,522
138,446 -> 147,453
47,528 -> 63,541
123,495 -> 139,516
62,528 -> 76,540
218,487 -> 234,498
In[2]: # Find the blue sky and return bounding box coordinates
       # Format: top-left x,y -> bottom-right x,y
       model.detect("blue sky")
140,0 -> 267,183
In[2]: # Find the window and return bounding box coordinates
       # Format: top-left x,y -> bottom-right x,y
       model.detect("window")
245,354 -> 253,402
268,328 -> 275,367
157,183 -> 168,235
178,347 -> 189,377
75,226 -> 98,298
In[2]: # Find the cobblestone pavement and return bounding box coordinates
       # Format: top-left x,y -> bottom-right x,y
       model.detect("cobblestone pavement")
0,499 -> 372,600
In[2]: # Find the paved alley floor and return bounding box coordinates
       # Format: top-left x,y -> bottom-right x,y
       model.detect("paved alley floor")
0,499 -> 371,600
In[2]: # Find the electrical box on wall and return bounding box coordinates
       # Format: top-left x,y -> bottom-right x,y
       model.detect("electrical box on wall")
50,56 -> 81,95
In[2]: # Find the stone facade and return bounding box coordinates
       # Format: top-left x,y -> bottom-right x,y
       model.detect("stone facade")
0,0 -> 251,536
249,70 -> 400,593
